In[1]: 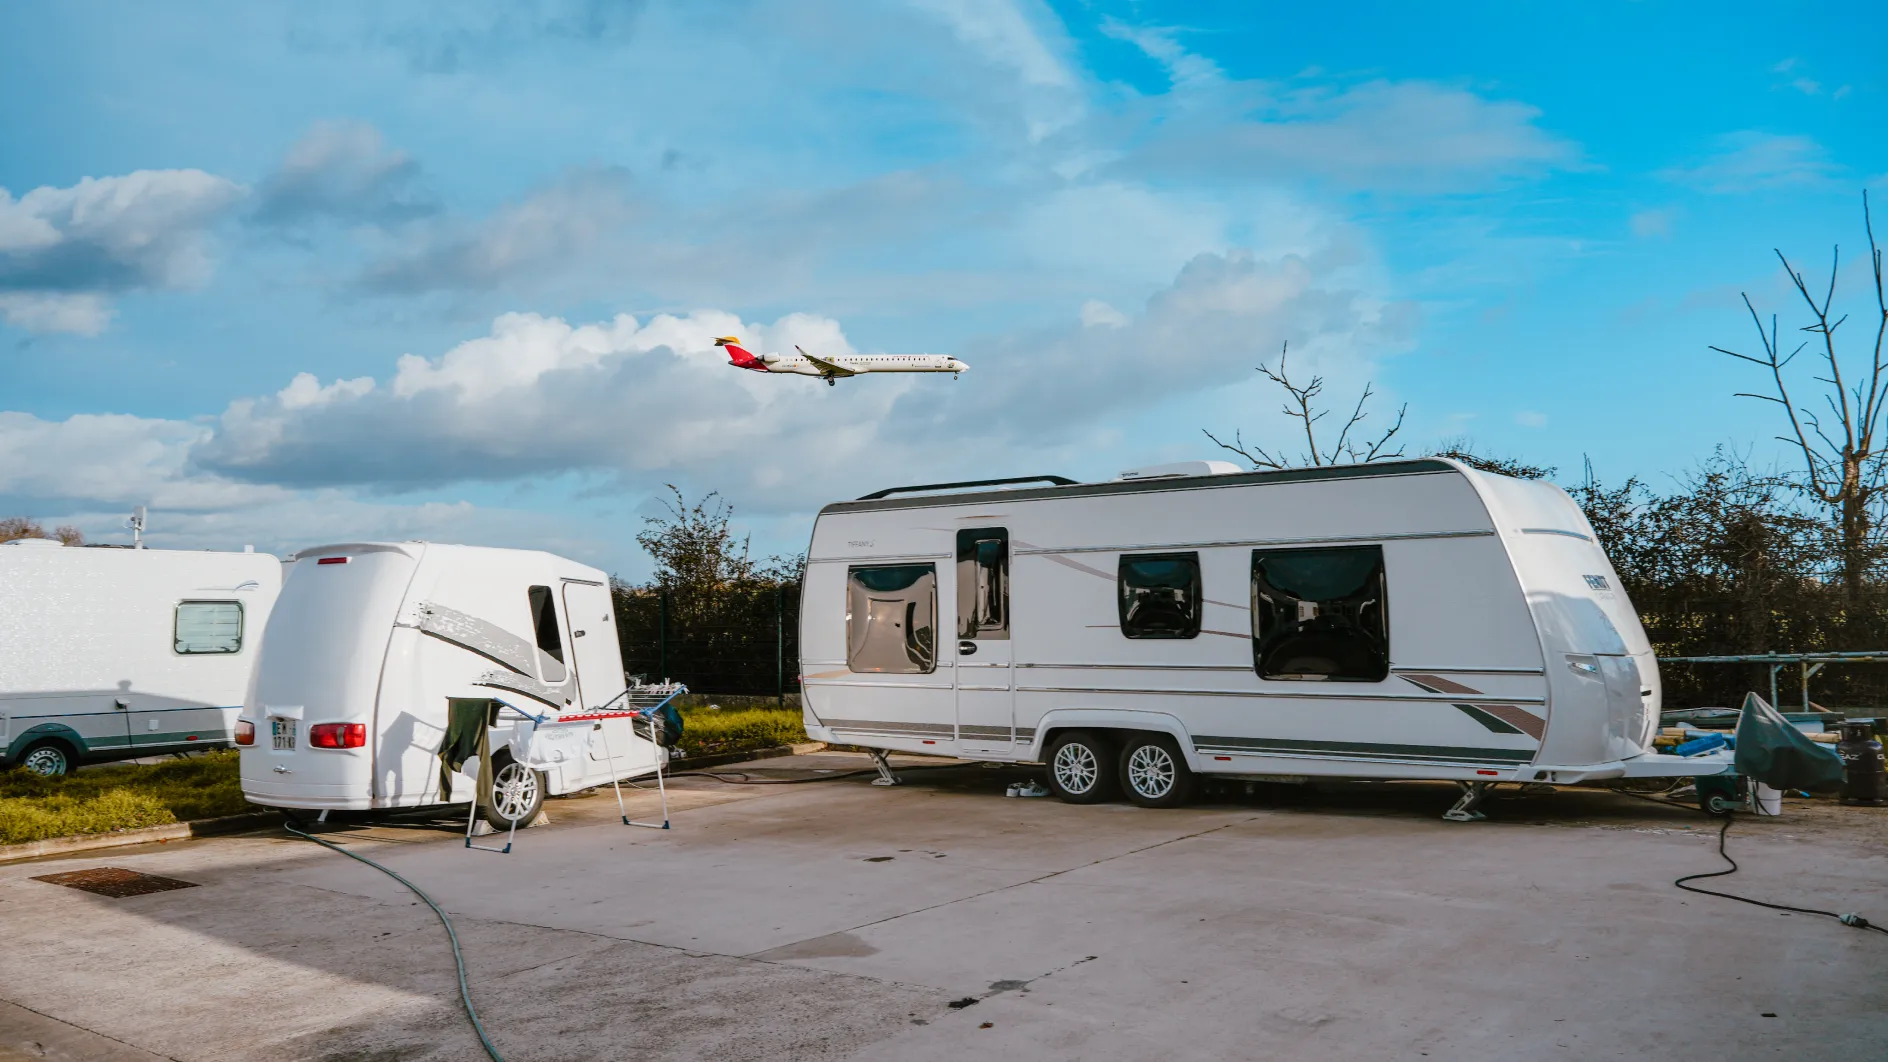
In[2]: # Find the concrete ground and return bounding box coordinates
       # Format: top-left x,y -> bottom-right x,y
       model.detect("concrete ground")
0,752 -> 1883,1061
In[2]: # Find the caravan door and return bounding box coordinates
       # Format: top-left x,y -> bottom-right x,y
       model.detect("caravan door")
955,528 -> 1013,754
562,580 -> 648,779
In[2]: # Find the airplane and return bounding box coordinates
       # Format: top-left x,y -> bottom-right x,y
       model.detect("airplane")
714,336 -> 967,386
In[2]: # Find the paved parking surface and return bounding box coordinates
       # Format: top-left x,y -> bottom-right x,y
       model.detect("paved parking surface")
1,753 -> 1883,1061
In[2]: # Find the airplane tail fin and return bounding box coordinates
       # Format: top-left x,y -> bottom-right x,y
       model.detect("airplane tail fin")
715,336 -> 764,370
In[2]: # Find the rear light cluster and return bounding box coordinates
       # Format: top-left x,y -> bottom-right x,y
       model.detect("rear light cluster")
234,719 -> 255,746
309,722 -> 367,749
316,556 -> 350,565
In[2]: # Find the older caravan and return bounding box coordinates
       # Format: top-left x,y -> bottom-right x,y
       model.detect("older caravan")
238,542 -> 666,827
0,539 -> 283,776
799,459 -> 1728,815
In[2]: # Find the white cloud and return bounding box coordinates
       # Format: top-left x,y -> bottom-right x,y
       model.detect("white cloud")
910,0 -> 1083,139
1080,299 -> 1128,328
190,240 -> 1406,512
0,292 -> 111,335
0,169 -> 244,332
1659,131 -> 1841,193
356,167 -> 633,293
1514,410 -> 1548,428
252,120 -> 436,227
1629,209 -> 1674,239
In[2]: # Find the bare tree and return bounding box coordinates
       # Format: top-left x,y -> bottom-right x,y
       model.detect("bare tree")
0,517 -> 82,546
1203,342 -> 1407,469
1715,191 -> 1888,601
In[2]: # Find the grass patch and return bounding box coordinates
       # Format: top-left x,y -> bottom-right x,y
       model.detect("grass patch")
0,751 -> 251,846
675,704 -> 808,760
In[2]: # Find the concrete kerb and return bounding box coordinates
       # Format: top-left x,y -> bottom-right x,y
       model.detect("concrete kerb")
0,743 -> 834,864
0,810 -> 285,865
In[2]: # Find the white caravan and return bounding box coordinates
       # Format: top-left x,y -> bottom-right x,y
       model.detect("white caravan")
799,459 -> 1729,812
0,539 -> 283,776
237,542 -> 665,826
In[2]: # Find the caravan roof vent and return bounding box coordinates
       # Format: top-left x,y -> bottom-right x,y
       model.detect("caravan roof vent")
1116,460 -> 1243,482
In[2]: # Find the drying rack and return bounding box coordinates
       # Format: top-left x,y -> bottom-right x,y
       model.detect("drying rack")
467,681 -> 688,854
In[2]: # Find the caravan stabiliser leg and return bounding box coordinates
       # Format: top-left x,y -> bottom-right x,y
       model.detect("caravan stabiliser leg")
870,749 -> 901,787
1444,781 -> 1489,822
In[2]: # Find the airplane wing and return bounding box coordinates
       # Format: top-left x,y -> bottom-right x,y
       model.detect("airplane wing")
796,346 -> 859,376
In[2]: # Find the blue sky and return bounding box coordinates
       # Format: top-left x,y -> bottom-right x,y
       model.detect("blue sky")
2,0 -> 1883,578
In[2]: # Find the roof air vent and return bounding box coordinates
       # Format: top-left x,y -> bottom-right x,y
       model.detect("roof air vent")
1116,460 -> 1243,482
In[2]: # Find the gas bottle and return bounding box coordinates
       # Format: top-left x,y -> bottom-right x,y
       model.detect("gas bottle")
1837,721 -> 1887,807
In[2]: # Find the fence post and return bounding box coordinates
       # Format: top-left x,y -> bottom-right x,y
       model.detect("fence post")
776,584 -> 785,708
659,590 -> 668,683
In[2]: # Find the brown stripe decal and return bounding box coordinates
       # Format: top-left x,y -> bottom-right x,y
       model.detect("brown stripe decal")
1473,703 -> 1545,739
1403,673 -> 1482,695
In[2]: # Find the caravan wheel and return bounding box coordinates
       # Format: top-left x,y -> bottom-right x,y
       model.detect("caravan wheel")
1119,734 -> 1194,808
1044,731 -> 1118,804
482,754 -> 546,830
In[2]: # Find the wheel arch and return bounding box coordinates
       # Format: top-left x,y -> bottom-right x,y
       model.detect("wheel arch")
1032,709 -> 1203,772
6,724 -> 86,766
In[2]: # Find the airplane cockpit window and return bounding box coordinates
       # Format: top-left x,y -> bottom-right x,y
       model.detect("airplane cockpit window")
847,564 -> 938,674
1251,546 -> 1388,681
1118,552 -> 1202,639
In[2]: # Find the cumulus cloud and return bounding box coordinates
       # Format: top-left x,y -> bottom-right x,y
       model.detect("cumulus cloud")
189,243 -> 1405,511
1659,131 -> 1841,193
251,120 -> 437,228
0,169 -> 244,332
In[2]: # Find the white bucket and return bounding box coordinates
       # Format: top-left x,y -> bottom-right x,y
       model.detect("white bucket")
1753,782 -> 1784,816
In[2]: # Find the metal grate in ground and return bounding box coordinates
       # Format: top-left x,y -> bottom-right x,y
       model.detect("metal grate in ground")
31,867 -> 199,898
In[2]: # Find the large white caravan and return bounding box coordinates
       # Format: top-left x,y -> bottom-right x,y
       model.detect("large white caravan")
0,540 -> 283,776
238,542 -> 666,826
799,459 -> 1728,812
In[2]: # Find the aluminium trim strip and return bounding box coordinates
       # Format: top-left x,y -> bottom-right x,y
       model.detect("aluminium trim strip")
1192,734 -> 1536,765
805,679 -> 953,690
1014,684 -> 1544,705
1011,663 -> 1548,676
1519,527 -> 1592,541
1014,527 -> 1494,557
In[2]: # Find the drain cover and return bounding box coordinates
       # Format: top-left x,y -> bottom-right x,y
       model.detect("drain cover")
32,867 -> 199,898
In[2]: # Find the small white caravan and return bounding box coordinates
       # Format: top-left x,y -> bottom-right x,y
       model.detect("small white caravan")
0,540 -> 283,775
799,458 -> 1729,811
237,542 -> 666,826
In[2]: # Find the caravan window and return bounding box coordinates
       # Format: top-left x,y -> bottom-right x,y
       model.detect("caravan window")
847,564 -> 938,674
527,585 -> 565,664
175,601 -> 244,654
1251,546 -> 1388,681
1118,552 -> 1202,639
956,528 -> 1009,640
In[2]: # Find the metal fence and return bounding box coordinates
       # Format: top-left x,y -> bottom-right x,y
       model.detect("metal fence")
612,582 -> 801,699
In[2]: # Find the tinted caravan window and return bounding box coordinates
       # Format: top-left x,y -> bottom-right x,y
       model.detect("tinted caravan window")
175,601 -> 244,654
528,585 -> 565,664
1251,546 -> 1388,681
847,564 -> 938,674
956,528 -> 1009,640
1118,552 -> 1202,639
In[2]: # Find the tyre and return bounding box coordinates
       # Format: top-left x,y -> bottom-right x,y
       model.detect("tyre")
481,753 -> 547,830
1119,733 -> 1195,808
1044,730 -> 1118,804
18,740 -> 75,777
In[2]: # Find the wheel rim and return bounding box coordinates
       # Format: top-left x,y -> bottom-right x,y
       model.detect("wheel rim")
1053,743 -> 1099,794
22,747 -> 66,776
1126,744 -> 1176,799
491,762 -> 539,821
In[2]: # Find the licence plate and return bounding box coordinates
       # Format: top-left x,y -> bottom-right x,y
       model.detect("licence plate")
271,718 -> 296,750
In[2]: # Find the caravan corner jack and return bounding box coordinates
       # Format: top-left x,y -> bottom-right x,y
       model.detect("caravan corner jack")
870,749 -> 901,786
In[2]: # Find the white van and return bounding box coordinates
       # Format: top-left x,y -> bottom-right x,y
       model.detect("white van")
0,540 -> 283,776
237,542 -> 665,827
798,459 -> 1728,811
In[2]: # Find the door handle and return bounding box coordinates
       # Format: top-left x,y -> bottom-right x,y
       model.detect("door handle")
958,640 -> 976,656
114,699 -> 130,711
573,630 -> 586,638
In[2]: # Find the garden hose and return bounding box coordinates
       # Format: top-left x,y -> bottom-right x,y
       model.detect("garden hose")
284,821 -> 507,1062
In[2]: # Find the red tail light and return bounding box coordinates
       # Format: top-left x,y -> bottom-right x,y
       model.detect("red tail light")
234,719 -> 255,746
316,556 -> 350,565
309,722 -> 367,749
